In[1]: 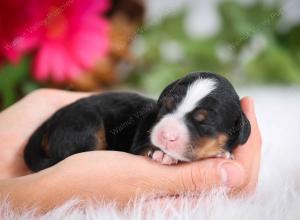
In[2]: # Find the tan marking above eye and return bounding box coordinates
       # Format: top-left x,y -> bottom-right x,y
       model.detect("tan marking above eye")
193,110 -> 208,122
164,96 -> 176,110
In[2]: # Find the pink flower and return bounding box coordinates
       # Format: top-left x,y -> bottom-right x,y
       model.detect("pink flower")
0,0 -> 110,83
0,0 -> 42,62
34,0 -> 110,83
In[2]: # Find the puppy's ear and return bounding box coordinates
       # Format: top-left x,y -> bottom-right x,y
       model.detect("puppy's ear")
227,111 -> 251,149
236,111 -> 251,145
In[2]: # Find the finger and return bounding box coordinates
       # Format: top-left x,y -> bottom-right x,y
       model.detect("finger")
234,97 -> 262,169
92,152 -> 245,196
233,97 -> 262,192
164,159 -> 245,194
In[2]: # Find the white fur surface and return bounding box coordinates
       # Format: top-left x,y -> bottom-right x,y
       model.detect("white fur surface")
1,87 -> 300,220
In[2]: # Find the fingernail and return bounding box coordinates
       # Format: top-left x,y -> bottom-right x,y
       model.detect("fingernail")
219,162 -> 245,188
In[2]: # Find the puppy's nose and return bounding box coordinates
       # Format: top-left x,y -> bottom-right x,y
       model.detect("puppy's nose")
162,131 -> 178,142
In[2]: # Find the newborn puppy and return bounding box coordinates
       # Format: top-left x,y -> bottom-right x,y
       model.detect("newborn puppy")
137,72 -> 251,164
24,72 -> 250,172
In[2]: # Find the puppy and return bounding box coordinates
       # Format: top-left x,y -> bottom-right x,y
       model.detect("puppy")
24,72 -> 250,171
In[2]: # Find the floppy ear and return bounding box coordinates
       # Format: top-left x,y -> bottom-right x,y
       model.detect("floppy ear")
227,111 -> 251,150
236,111 -> 251,145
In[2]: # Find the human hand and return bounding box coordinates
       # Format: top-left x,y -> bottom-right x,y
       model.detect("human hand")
38,96 -> 261,209
0,90 -> 261,211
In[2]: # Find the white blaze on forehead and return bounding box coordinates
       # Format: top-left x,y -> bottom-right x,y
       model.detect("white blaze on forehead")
175,78 -> 216,116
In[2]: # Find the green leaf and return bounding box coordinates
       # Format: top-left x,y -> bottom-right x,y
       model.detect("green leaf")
0,57 -> 30,108
245,44 -> 300,84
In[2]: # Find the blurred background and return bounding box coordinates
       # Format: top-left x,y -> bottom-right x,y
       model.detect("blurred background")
0,0 -> 300,109
1,1 -> 300,213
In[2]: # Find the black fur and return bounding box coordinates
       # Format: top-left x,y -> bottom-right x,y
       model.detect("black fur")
24,72 -> 251,171
24,92 -> 157,171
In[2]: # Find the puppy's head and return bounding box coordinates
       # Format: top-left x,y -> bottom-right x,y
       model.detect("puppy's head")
150,72 -> 250,161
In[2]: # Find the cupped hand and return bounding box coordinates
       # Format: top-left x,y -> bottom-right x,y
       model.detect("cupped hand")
0,89 -> 261,210
51,96 -> 261,206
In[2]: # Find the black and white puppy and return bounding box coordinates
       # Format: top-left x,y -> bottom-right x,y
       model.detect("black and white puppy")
24,72 -> 250,172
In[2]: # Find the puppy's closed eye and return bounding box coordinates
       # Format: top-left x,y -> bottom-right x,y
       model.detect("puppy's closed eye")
193,110 -> 207,122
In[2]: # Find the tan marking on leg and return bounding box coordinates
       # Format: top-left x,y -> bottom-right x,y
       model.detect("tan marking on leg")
191,133 -> 229,160
95,128 -> 107,150
41,134 -> 50,158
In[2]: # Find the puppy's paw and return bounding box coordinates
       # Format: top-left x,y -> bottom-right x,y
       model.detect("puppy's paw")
216,151 -> 234,160
148,149 -> 178,165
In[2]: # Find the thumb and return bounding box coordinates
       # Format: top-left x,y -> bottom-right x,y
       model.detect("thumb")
173,159 -> 246,193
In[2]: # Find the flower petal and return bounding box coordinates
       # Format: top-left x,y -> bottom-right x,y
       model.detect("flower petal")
70,25 -> 109,68
34,43 -> 52,81
48,44 -> 67,83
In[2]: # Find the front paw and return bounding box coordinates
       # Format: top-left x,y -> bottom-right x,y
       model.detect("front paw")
215,151 -> 234,160
147,149 -> 178,165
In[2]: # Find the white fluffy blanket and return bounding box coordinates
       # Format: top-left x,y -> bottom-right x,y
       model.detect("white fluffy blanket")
1,87 -> 300,219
